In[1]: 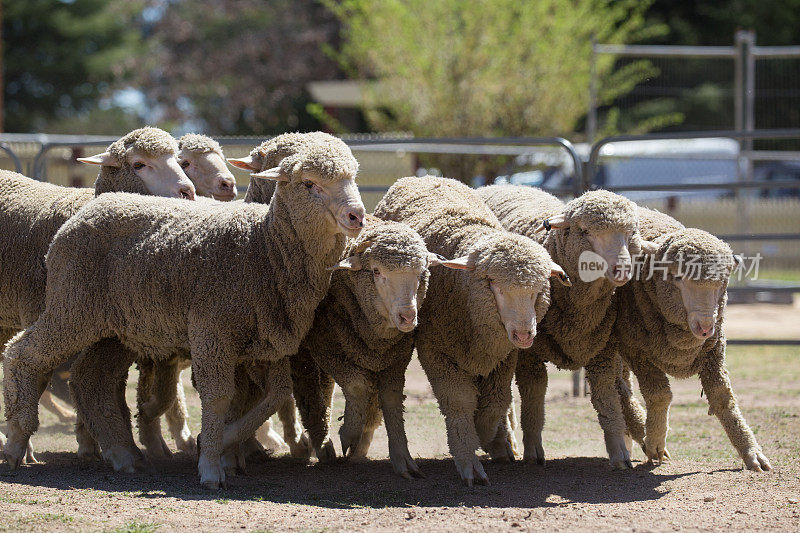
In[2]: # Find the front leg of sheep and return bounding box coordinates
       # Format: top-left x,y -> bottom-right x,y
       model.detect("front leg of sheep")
585,349 -> 632,469
626,355 -> 672,464
276,396 -> 309,458
290,351 -> 336,462
338,373 -> 379,459
699,348 -> 771,472
136,359 -> 174,459
378,357 -> 423,479
192,338 -> 236,490
515,353 -> 547,464
616,359 -> 646,451
476,352 -> 517,463
418,348 -> 486,486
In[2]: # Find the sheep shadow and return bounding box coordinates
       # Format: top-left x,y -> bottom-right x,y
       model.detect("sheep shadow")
0,452 -> 699,509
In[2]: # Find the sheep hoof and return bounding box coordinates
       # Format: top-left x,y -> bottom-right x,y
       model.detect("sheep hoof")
77,440 -> 102,461
316,439 -> 337,463
743,448 -> 772,472
390,449 -> 424,479
644,440 -> 670,466
24,441 -> 38,465
287,432 -> 311,459
2,436 -> 29,470
198,455 -> 226,490
177,436 -> 197,456
103,446 -> 139,473
523,443 -> 546,465
454,455 -> 489,487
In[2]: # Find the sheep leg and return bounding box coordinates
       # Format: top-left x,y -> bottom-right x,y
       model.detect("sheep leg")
137,359 -> 176,459
350,394 -> 382,460
0,326 -> 16,453
39,389 -> 77,424
626,355 -> 672,465
515,353 -> 547,464
70,339 -> 145,473
337,373 -> 378,459
616,357 -> 646,450
192,336 -> 239,490
585,347 -> 633,469
377,355 -> 423,479
221,357 -> 292,451
417,344 -> 486,486
75,415 -> 101,460
164,368 -> 196,455
2,317 -> 99,470
276,396 -> 309,458
476,351 -> 517,463
699,346 -> 771,472
290,349 -> 336,461
255,419 -> 288,454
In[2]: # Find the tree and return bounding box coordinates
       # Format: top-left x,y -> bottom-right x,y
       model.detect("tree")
325,0 -> 660,139
131,0 -> 341,135
2,0 -> 144,133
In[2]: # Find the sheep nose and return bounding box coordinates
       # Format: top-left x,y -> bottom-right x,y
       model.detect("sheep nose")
346,208 -> 365,229
511,329 -> 534,348
398,310 -> 416,325
179,185 -> 195,200
612,264 -> 632,283
691,319 -> 715,338
219,178 -> 236,191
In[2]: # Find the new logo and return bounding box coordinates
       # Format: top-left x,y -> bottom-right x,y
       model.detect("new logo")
578,250 -> 607,282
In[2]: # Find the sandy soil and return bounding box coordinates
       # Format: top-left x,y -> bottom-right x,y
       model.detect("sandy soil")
0,308 -> 799,532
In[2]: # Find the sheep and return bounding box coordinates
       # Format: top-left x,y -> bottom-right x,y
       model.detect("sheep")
291,214 -> 463,479
613,207 -> 771,472
2,132 -> 366,490
0,127 -> 196,461
477,185 -> 655,469
373,176 -> 569,486
177,134 -> 238,201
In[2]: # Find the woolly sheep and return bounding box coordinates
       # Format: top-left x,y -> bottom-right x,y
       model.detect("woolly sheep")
477,185 -> 655,469
0,127 -> 196,461
177,134 -> 238,201
614,207 -> 771,472
292,214 -> 461,479
373,176 -> 569,486
2,132 -> 366,490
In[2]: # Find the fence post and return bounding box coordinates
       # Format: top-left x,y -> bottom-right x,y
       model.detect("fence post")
587,36 -> 598,144
735,30 -> 757,255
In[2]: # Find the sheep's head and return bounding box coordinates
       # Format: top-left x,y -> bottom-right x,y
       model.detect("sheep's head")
644,228 -> 735,340
328,218 -> 451,333
537,190 -> 656,287
235,133 -> 365,238
444,233 -> 568,349
79,127 -> 195,200
177,134 -> 237,201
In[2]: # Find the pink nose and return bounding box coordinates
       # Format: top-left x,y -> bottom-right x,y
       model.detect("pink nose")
219,179 -> 236,192
179,185 -> 195,200
398,310 -> 416,324
692,320 -> 715,338
512,330 -> 534,347
346,209 -> 365,229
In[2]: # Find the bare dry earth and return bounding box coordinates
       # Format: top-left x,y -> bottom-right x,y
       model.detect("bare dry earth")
0,304 -> 798,532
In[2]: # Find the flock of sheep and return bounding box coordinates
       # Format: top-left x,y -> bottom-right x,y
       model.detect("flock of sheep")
0,128 -> 771,490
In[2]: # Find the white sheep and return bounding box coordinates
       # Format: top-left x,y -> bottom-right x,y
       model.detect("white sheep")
374,176 -> 569,486
2,132 -> 366,490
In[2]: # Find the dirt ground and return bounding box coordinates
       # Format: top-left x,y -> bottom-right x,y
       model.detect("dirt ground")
1,303 -> 799,532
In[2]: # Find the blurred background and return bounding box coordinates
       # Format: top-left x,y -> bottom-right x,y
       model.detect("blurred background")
2,0 -> 800,316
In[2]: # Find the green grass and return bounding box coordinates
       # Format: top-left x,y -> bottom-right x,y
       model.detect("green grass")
107,521 -> 160,533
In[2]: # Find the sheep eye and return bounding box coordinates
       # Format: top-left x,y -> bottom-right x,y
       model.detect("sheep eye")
372,268 -> 380,276
133,162 -> 146,170
303,180 -> 314,189
180,160 -> 190,169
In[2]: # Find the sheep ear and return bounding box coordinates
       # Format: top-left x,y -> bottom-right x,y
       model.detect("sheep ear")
227,155 -> 259,171
550,262 -> 571,286
436,255 -> 475,271
535,213 -> 568,233
639,239 -> 660,255
327,255 -> 363,271
77,152 -> 119,167
251,166 -> 289,182
427,253 -> 447,267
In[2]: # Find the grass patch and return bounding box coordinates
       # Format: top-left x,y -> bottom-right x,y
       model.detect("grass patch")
108,521 -> 160,533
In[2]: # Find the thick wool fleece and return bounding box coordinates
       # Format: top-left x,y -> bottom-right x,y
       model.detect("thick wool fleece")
243,132 -> 341,204
178,133 -> 223,156
374,176 -> 553,482
614,207 -> 770,471
2,133 -> 360,486
293,215 -> 432,474
478,185 -> 645,466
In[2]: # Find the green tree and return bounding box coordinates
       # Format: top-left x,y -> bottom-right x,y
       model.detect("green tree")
3,0 -> 144,133
326,0 -> 661,139
130,0 -> 341,135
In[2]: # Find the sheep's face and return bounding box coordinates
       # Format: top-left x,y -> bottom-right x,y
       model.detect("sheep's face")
445,235 -> 568,349
178,148 -> 237,201
669,275 -> 725,339
298,171 -> 366,238
369,263 -> 426,332
583,227 -> 636,286
80,149 -> 196,200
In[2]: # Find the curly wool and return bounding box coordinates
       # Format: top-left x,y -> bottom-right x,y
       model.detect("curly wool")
178,133 -> 223,156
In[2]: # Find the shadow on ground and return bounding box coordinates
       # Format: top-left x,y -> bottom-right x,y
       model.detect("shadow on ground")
0,452 -> 701,509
